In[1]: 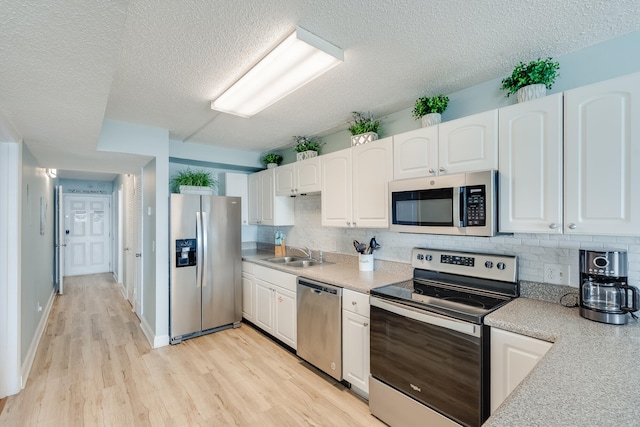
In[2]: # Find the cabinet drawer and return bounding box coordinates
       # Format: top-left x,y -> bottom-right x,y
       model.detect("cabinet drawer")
342,288 -> 370,317
242,261 -> 255,275
254,264 -> 297,292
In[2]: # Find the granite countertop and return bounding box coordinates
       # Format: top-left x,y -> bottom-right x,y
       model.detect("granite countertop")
484,298 -> 640,427
241,249 -> 412,293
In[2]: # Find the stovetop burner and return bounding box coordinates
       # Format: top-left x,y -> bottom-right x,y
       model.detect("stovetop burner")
370,248 -> 519,324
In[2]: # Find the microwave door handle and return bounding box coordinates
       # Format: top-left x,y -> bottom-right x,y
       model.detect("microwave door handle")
455,187 -> 466,227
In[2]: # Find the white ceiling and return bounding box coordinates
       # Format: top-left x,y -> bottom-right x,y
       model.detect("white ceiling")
1,0 -> 639,177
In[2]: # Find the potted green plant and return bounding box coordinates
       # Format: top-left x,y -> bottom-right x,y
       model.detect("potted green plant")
262,153 -> 283,169
171,168 -> 217,194
292,136 -> 322,161
412,94 -> 449,127
501,57 -> 560,102
348,111 -> 381,146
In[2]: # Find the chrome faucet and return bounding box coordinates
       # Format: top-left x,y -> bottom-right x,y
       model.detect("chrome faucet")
289,246 -> 312,258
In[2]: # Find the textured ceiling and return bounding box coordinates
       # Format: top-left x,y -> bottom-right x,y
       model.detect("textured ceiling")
1,0 -> 639,175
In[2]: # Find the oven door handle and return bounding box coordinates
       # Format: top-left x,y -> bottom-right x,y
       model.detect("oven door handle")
370,297 -> 481,337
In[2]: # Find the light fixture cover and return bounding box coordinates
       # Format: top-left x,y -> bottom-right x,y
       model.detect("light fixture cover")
46,168 -> 57,178
211,26 -> 344,118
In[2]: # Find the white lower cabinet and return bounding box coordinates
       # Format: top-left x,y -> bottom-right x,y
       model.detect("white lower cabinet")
241,261 -> 255,322
252,264 -> 297,349
490,327 -> 552,414
342,289 -> 370,397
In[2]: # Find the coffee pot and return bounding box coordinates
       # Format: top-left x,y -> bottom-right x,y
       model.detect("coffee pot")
579,250 -> 638,325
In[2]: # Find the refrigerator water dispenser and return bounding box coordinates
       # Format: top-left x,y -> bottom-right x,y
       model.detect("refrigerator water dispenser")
175,238 -> 197,267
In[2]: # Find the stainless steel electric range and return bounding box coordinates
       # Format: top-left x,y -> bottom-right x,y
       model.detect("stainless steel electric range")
369,248 -> 518,427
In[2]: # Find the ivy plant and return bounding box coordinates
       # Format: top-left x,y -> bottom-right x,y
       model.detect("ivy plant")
501,57 -> 560,97
262,153 -> 283,165
347,111 -> 381,135
412,94 -> 449,119
292,136 -> 322,153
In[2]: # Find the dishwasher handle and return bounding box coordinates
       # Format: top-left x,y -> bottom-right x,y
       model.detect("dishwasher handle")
297,277 -> 342,296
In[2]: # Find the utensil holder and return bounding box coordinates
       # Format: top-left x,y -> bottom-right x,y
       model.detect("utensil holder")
359,254 -> 374,271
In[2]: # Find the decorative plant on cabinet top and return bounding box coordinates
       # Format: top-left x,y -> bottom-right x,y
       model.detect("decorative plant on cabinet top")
292,135 -> 322,161
171,168 -> 217,194
412,94 -> 449,127
262,153 -> 283,168
501,57 -> 560,102
348,111 -> 381,146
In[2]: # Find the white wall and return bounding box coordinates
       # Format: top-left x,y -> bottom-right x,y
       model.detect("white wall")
20,144 -> 56,382
0,141 -> 21,398
142,159 -> 157,329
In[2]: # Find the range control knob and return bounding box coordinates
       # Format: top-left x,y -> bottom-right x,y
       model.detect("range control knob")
497,262 -> 506,270
485,261 -> 493,269
417,254 -> 424,261
425,254 -> 433,261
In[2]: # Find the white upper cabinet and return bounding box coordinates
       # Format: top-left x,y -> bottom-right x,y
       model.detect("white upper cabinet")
393,110 -> 498,179
275,156 -> 321,196
564,72 -> 640,236
438,109 -> 499,175
393,125 -> 439,180
221,172 -> 249,225
248,169 -> 294,226
499,93 -> 564,233
321,137 -> 393,228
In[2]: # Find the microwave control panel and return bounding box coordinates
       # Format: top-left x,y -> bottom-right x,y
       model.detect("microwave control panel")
464,185 -> 486,226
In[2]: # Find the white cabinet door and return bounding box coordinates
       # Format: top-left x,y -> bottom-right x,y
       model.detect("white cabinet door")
259,169 -> 275,224
247,172 -> 262,225
342,309 -> 370,395
254,278 -> 274,334
352,136 -> 393,228
241,273 -> 254,321
248,169 -> 294,226
393,126 -> 439,179
275,164 -> 296,197
221,172 -> 249,225
296,156 -> 321,194
321,148 -> 353,227
490,328 -> 552,414
564,72 -> 640,236
438,109 -> 498,175
499,93 -> 563,233
274,286 -> 297,349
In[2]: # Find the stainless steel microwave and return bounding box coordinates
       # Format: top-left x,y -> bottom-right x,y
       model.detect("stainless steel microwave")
389,170 -> 498,236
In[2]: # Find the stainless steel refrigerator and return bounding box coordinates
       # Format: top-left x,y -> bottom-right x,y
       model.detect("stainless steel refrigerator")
170,194 -> 242,344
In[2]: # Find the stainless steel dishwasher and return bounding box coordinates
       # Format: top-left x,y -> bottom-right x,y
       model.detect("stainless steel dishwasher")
296,277 -> 343,381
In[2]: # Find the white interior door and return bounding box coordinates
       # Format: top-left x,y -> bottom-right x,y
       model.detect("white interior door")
64,194 -> 111,276
55,185 -> 64,294
125,175 -> 135,303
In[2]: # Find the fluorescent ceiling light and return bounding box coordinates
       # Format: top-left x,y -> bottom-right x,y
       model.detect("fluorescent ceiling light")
211,26 -> 344,118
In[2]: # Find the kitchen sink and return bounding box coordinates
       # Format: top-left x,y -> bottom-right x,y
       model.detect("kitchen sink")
264,256 -> 309,263
264,256 -> 332,268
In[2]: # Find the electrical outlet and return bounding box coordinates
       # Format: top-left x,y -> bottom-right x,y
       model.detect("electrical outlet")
544,263 -> 570,285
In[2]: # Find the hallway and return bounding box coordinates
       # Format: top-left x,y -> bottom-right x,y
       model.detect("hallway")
0,274 -> 380,426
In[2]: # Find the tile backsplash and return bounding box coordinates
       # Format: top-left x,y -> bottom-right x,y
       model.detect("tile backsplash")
257,194 -> 640,288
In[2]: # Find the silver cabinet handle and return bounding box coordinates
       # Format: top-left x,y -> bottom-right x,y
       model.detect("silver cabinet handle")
346,221 -> 351,226
439,166 -> 445,172
568,223 -> 577,229
352,301 -> 357,305
353,222 -> 357,227
428,168 -> 434,173
363,322 -> 369,327
291,189 -> 295,193
549,223 -> 559,229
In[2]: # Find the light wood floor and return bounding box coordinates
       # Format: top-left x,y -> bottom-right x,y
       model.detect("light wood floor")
1,273 -> 384,426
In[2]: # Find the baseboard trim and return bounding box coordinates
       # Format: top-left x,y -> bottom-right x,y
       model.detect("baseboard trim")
21,288 -> 55,388
139,316 -> 169,349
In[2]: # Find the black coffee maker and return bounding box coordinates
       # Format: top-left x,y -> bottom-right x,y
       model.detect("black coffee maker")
579,249 -> 639,325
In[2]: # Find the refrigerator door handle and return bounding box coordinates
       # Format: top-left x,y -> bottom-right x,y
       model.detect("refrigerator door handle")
201,211 -> 208,287
196,211 -> 203,288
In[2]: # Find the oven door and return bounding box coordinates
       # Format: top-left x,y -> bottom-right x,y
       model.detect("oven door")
370,297 -> 488,427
